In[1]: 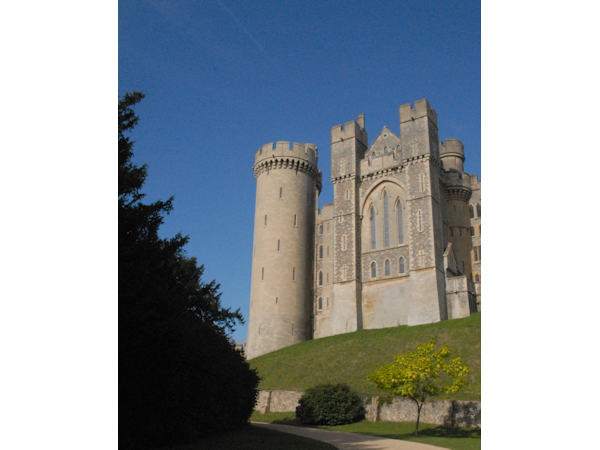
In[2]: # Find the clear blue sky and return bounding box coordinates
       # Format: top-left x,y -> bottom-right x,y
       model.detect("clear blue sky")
119,0 -> 480,343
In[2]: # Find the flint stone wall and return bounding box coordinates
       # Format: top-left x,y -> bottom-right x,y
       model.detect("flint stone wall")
255,390 -> 480,428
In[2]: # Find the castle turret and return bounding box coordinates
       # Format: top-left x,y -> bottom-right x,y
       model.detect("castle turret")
245,141 -> 321,359
440,138 -> 473,278
440,138 -> 465,172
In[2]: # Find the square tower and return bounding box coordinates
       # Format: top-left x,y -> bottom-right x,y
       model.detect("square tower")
328,116 -> 367,335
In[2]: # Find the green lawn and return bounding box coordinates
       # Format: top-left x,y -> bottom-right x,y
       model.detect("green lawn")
249,313 -> 480,400
251,412 -> 480,450
166,424 -> 336,449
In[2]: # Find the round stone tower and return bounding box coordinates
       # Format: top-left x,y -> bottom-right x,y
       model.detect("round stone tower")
245,141 -> 321,359
440,138 -> 473,277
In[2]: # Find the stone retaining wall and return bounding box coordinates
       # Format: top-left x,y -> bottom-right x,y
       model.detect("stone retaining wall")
255,390 -> 480,428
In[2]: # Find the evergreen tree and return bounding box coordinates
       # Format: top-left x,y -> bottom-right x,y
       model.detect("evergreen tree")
119,92 -> 258,448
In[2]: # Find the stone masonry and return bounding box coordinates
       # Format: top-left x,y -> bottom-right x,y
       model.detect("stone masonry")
246,99 -> 481,359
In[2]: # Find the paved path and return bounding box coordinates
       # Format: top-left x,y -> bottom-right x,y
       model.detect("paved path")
251,422 -> 446,450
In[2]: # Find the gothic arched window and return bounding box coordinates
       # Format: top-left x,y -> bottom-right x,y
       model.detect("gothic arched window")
370,261 -> 377,279
383,191 -> 390,247
385,259 -> 391,276
397,201 -> 404,244
319,271 -> 323,286
399,257 -> 405,274
370,207 -> 376,249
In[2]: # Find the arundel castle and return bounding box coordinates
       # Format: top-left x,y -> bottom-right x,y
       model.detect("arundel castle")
246,99 -> 481,359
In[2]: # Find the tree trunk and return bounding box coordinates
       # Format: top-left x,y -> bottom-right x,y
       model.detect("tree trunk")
415,402 -> 423,436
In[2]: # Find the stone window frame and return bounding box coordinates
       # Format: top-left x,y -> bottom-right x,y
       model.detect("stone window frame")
395,198 -> 404,245
370,261 -> 377,279
370,205 -> 377,249
318,271 -> 323,286
399,257 -> 405,274
384,259 -> 391,276
382,190 -> 390,247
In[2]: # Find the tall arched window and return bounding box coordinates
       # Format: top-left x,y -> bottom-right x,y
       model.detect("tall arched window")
318,297 -> 323,309
370,207 -> 376,249
399,257 -> 405,273
397,201 -> 404,244
319,224 -> 323,234
385,259 -> 390,276
469,205 -> 474,218
319,245 -> 323,258
319,271 -> 323,286
370,261 -> 377,278
383,191 -> 390,247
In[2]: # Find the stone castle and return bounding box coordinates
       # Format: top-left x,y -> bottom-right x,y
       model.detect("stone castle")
245,99 -> 481,359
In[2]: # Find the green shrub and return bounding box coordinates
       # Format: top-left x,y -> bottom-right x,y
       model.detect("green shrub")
295,384 -> 365,426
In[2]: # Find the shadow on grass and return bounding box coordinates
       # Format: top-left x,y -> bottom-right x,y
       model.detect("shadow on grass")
271,417 -> 303,426
361,426 -> 480,440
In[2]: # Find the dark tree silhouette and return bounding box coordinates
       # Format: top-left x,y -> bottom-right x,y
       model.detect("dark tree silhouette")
119,92 -> 258,449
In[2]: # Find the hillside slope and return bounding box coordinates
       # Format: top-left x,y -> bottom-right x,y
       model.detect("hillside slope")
249,313 -> 480,400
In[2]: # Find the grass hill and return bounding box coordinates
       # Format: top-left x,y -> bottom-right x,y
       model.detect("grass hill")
249,313 -> 480,400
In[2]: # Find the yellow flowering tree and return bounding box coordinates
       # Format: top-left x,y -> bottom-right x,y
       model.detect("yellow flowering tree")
367,340 -> 469,435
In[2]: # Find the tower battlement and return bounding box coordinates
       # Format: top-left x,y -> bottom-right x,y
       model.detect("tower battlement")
255,141 -> 318,165
399,98 -> 438,126
331,116 -> 367,145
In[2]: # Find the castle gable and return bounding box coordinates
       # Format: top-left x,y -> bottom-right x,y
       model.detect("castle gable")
365,126 -> 401,160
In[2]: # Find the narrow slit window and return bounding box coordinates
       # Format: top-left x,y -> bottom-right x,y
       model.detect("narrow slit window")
399,257 -> 405,273
385,259 -> 390,276
477,203 -> 481,217
279,186 -> 283,198
264,215 -> 267,226
474,247 -> 479,261
470,227 -> 475,236
292,267 -> 295,280
319,245 -> 323,258
261,267 -> 264,280
277,239 -> 280,251
319,224 -> 323,234
370,207 -> 376,249
318,297 -> 323,309
319,271 -> 323,286
293,214 -> 297,227
469,205 -> 474,218
397,202 -> 404,244
383,191 -> 390,247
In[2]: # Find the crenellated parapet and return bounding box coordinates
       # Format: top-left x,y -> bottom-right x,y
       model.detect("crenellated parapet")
330,118 -> 368,146
255,141 -> 318,165
253,141 -> 321,187
399,98 -> 438,126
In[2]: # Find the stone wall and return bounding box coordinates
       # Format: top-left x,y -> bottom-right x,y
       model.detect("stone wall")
255,390 -> 480,428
